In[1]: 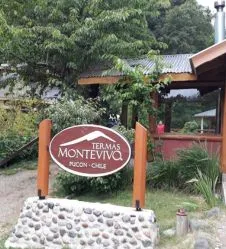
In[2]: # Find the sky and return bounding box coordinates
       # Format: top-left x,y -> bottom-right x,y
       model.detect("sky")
197,0 -> 216,12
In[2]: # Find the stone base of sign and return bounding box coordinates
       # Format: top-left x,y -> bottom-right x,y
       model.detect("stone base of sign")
5,197 -> 159,249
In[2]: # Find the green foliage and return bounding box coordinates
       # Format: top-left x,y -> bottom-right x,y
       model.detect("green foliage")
170,91 -> 218,130
0,103 -> 39,162
55,166 -> 133,196
0,101 -> 39,136
0,133 -> 36,161
43,97 -> 105,134
149,0 -> 213,54
148,144 -> 220,192
90,167 -> 133,194
55,172 -> 91,196
0,0 -> 168,93
179,201 -> 199,212
187,148 -> 220,207
181,120 -> 198,134
171,97 -> 202,129
148,160 -> 179,188
176,144 -> 219,185
188,169 -> 219,207
113,52 -> 170,111
113,125 -> 135,144
100,51 -> 171,128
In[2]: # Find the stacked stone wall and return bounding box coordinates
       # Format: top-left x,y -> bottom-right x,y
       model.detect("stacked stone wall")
5,197 -> 158,249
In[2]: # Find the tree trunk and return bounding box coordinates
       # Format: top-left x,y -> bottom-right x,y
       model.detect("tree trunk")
131,106 -> 138,129
120,102 -> 128,128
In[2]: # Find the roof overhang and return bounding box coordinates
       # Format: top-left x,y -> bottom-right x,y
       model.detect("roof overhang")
190,40 -> 226,77
78,73 -> 197,85
78,76 -> 121,85
194,109 -> 216,118
78,40 -> 226,87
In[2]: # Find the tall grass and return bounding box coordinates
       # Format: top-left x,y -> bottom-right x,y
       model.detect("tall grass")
177,144 -> 212,183
186,148 -> 220,207
149,143 -> 221,207
148,160 -> 179,188
189,169 -> 218,207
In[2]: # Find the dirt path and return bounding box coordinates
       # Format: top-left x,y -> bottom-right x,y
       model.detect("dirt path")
0,164 -> 58,236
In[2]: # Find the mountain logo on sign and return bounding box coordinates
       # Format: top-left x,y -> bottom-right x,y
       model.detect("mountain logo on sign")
60,131 -> 116,147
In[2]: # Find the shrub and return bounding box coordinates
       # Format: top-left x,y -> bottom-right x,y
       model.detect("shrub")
43,97 -> 105,134
147,160 -> 179,189
0,106 -> 38,136
148,143 -> 220,192
55,166 -> 133,196
187,149 -> 220,207
188,169 -> 219,207
55,172 -> 91,196
0,132 -> 37,161
0,105 -> 39,162
90,166 -> 133,194
113,125 -> 135,144
176,144 -> 217,186
181,120 -> 198,134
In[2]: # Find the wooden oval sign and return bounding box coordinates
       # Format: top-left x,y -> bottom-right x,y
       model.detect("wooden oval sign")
49,125 -> 131,177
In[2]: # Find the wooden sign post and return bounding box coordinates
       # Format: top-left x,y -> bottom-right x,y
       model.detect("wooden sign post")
37,119 -> 52,199
37,122 -> 132,199
132,122 -> 148,209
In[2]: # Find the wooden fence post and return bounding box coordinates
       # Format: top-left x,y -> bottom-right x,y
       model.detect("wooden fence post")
132,122 -> 148,209
37,119 -> 52,199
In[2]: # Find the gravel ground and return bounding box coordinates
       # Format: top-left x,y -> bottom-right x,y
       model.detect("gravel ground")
216,214 -> 226,248
0,164 -> 58,236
